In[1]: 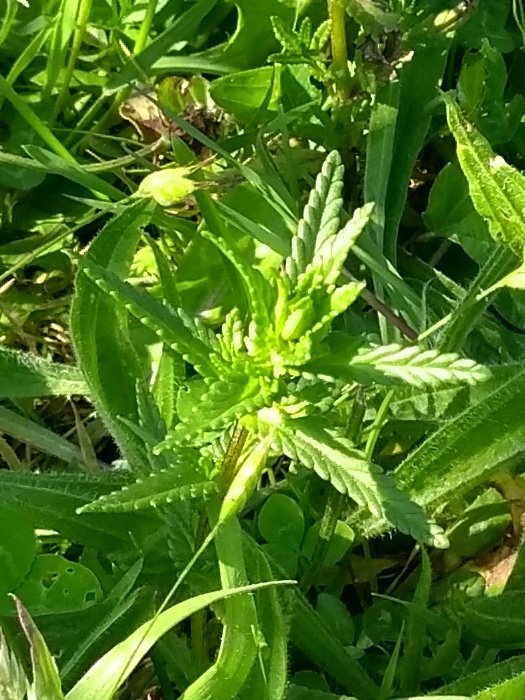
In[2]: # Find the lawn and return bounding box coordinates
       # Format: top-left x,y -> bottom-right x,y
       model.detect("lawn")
1,1 -> 525,698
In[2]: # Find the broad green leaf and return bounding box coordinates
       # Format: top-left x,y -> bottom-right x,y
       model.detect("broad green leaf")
0,348 -> 86,397
0,471 -> 157,551
13,554 -> 102,616
210,66 -> 281,122
71,199 -> 156,476
302,521 -> 354,567
445,94 -> 525,255
395,367 -> 525,510
192,0 -> 296,71
0,505 -> 36,598
257,494 -> 305,549
14,597 -> 63,700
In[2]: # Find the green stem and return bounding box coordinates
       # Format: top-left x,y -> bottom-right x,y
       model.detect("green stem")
181,501 -> 258,700
364,389 -> 394,461
0,0 -> 18,49
328,0 -> 351,102
134,0 -> 158,54
52,0 -> 93,123
436,245 -> 517,353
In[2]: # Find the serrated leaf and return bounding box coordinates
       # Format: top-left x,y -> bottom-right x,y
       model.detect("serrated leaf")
305,203 -> 373,289
0,471 -> 158,551
78,466 -> 217,513
164,373 -> 268,447
285,151 -> 344,285
260,412 -> 431,543
202,227 -> 274,349
306,335 -> 490,388
81,261 -> 223,378
445,94 -> 525,255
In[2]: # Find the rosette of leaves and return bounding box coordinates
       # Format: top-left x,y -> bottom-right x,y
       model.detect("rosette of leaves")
79,151 -> 489,545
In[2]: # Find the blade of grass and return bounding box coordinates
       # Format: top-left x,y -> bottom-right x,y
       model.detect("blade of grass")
0,75 -> 77,163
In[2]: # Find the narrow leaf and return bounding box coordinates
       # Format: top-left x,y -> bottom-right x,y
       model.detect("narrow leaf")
65,582 -> 293,700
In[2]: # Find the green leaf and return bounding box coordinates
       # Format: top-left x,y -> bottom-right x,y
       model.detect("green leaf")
261,412 -> 431,543
0,627 -> 28,700
308,337 -> 491,388
288,585 -> 379,698
0,505 -> 36,598
0,406 -> 100,469
285,151 -> 344,286
78,465 -> 217,513
438,655 -> 525,697
210,66 -> 281,122
22,146 -> 122,200
65,581 -> 292,700
0,348 -> 87,397
444,94 -> 525,255
476,672 -> 525,700
106,0 -> 221,91
70,199 -> 155,476
258,494 -> 305,549
395,366 -> 525,511
399,550 -> 432,695
59,560 -> 143,683
0,471 -> 157,552
13,596 -> 64,700
457,591 -> 525,648
166,373 -> 267,447
81,261 -> 223,379
13,554 -> 102,616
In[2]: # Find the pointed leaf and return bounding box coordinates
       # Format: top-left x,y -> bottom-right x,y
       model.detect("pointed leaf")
445,93 -> 525,255
78,465 -> 217,513
259,411 -> 431,543
285,151 -> 344,285
14,597 -> 63,700
65,581 -> 293,700
81,261 -> 223,378
308,337 -> 490,388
